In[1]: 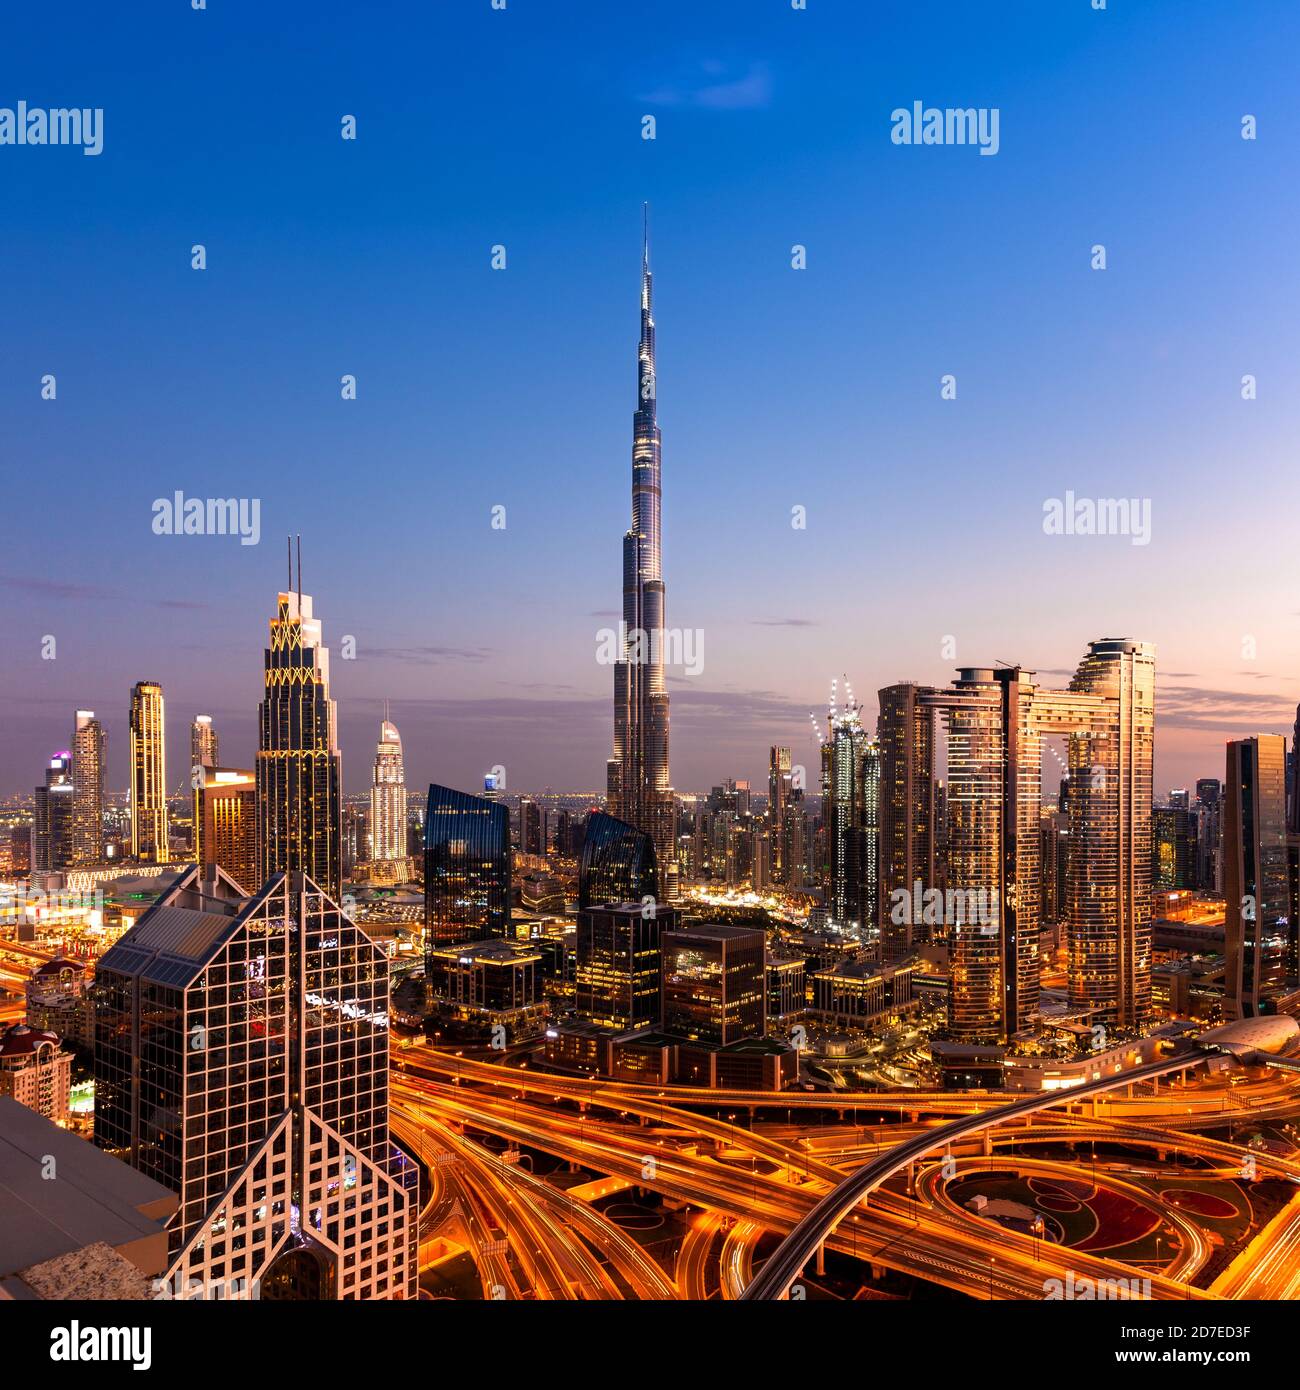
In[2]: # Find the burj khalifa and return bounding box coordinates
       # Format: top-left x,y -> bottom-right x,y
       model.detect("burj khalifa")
608,209 -> 676,898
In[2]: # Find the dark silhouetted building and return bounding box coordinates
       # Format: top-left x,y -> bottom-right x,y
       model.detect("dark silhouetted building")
577,811 -> 657,912
1224,735 -> 1291,1020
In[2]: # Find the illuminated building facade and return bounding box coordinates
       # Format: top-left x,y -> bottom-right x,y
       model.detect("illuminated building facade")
129,681 -> 168,862
920,640 -> 1156,1041
256,588 -> 343,900
0,1022 -> 72,1125
768,746 -> 791,883
198,767 -> 258,892
71,710 -> 105,866
191,714 -> 218,772
33,751 -> 74,873
575,901 -> 674,1031
1153,804 -> 1194,890
577,810 -> 657,912
424,783 -> 510,945
821,686 -> 879,940
661,922 -> 766,1045
608,214 -> 676,899
369,717 -> 407,864
1224,734 -> 1291,1019
1059,639 -> 1155,1029
191,715 -> 218,858
1195,777 -> 1223,892
877,683 -> 940,956
94,866 -> 416,1300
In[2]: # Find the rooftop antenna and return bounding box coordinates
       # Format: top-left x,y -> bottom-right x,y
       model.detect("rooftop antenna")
643,201 -> 649,268
286,536 -> 292,595
296,534 -> 302,611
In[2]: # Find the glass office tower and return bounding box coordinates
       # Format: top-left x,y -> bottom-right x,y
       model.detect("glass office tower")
256,589 -> 343,900
577,810 -> 657,912
94,865 -> 416,1300
424,783 -> 510,945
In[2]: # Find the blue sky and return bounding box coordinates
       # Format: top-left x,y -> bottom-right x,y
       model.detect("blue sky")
3,0 -> 1299,797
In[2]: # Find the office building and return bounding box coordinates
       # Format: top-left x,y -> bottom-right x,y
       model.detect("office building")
661,921 -> 766,1045
1224,735 -> 1291,1019
33,751 -> 74,873
94,865 -> 416,1300
575,902 -> 675,1031
424,783 -> 510,945
577,810 -> 658,912
255,580 -> 343,899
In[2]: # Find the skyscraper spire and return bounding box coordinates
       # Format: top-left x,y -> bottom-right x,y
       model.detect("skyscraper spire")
609,211 -> 675,899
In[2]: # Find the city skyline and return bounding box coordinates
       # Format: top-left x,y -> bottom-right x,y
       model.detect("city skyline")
9,0 -> 1300,1330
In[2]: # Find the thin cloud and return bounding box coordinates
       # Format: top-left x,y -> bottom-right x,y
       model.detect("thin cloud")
366,644 -> 492,664
641,60 -> 772,111
0,574 -> 107,600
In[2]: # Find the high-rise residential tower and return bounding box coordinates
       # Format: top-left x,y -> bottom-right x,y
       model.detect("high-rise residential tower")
197,767 -> 258,891
190,715 -> 218,862
821,683 -> 879,941
1196,777 -> 1223,892
71,710 -> 105,866
919,640 -> 1156,1042
608,212 -> 676,900
94,866 -> 416,1299
256,572 -> 343,900
768,746 -> 791,884
129,680 -> 168,862
369,714 -> 407,864
1224,735 -> 1291,1019
191,714 -> 218,772
33,751 -> 74,873
877,683 -> 940,956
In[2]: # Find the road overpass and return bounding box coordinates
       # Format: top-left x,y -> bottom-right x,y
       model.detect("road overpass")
741,1048 -> 1213,1300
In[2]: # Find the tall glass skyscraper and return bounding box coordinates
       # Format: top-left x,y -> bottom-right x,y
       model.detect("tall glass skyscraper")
608,212 -> 676,899
920,640 -> 1156,1042
424,783 -> 510,945
369,716 -> 406,864
877,683 -> 940,956
129,680 -> 168,862
1224,734 -> 1291,1019
33,750 -> 74,873
71,709 -> 105,866
94,865 -> 416,1300
821,690 -> 879,942
577,810 -> 657,913
256,588 -> 343,900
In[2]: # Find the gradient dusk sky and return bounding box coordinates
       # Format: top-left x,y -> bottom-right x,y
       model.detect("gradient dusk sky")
3,0 -> 1299,799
